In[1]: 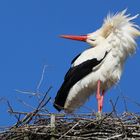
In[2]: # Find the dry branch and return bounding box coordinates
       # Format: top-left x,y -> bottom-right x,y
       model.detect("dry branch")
1,112 -> 140,140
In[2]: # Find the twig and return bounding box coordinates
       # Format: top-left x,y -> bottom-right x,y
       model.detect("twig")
20,87 -> 52,125
110,99 -> 126,133
15,89 -> 41,97
15,65 -> 48,100
108,134 -> 124,139
7,101 -> 22,126
16,97 -> 35,110
116,84 -> 128,112
36,65 -> 48,93
109,78 -> 128,112
7,101 -> 19,120
122,96 -> 140,108
7,111 -> 96,118
58,121 -> 80,139
110,96 -> 119,115
36,86 -> 52,110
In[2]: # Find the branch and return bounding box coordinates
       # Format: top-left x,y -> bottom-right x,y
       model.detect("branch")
36,65 -> 48,93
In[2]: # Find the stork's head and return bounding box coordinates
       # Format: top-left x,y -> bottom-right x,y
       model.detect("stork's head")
61,10 -> 140,55
60,29 -> 105,47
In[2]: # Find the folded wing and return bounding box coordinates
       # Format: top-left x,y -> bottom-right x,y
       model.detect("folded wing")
53,50 -> 108,111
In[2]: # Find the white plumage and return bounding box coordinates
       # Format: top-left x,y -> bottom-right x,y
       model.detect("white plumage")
54,10 -> 140,113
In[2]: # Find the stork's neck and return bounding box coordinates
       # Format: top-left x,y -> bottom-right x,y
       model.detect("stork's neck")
107,31 -> 137,61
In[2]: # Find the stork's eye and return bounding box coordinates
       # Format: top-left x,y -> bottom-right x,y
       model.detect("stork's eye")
90,39 -> 95,41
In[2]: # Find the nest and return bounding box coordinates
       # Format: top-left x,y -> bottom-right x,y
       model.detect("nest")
1,112 -> 140,140
1,86 -> 140,139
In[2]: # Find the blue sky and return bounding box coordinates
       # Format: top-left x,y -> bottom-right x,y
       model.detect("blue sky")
0,0 -> 140,126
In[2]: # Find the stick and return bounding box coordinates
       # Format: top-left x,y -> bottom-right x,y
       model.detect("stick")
50,114 -> 56,140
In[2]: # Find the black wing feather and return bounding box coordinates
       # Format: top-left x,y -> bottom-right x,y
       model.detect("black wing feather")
71,53 -> 81,64
53,51 -> 108,111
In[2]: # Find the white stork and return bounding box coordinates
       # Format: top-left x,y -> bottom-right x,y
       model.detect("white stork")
53,10 -> 140,114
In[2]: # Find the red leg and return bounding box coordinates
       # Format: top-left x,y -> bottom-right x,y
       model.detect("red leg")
100,90 -> 105,112
96,80 -> 105,113
96,80 -> 101,112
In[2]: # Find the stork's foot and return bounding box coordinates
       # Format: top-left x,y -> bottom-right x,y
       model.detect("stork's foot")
96,112 -> 102,120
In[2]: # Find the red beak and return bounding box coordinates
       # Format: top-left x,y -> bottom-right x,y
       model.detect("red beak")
60,35 -> 87,42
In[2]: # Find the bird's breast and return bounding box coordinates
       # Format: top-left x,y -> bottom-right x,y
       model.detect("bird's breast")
99,51 -> 123,90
